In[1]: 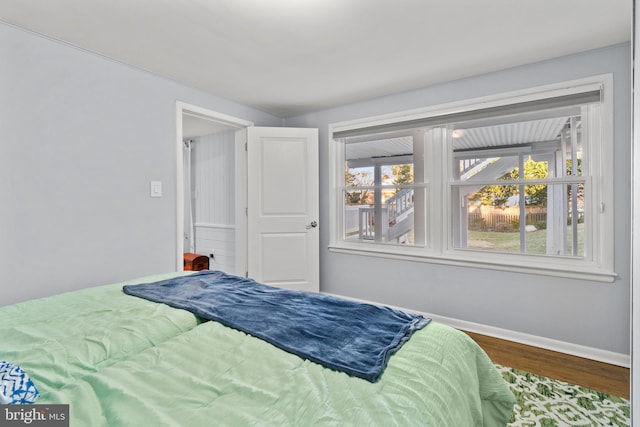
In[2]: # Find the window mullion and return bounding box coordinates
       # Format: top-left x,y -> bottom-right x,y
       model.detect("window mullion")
373,165 -> 383,243
569,116 -> 580,256
412,130 -> 427,247
427,127 -> 446,253
518,154 -> 526,252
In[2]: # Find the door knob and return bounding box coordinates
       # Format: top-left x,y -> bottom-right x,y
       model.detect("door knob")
306,221 -> 318,229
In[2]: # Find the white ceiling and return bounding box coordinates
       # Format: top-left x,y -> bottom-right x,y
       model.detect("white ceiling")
0,0 -> 631,118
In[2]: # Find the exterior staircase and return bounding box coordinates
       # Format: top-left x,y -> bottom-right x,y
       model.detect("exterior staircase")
358,188 -> 414,242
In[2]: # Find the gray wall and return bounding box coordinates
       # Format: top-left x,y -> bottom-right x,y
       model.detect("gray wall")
0,23 -> 281,306
1,20 -> 631,356
286,43 -> 632,355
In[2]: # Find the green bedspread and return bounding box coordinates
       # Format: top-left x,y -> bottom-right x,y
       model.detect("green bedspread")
0,272 -> 200,392
0,273 -> 515,426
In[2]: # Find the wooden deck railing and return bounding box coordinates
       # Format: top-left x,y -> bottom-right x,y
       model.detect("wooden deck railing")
356,189 -> 415,241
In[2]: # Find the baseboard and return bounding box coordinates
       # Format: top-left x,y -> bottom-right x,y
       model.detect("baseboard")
426,312 -> 630,368
322,292 -> 631,368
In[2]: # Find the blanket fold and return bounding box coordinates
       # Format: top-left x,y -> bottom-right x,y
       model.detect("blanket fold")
123,270 -> 430,382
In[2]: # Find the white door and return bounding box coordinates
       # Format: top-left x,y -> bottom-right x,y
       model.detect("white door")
247,127 -> 319,292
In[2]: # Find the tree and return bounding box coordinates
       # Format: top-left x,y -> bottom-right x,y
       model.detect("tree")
345,169 -> 372,205
471,157 -> 548,206
392,164 -> 413,185
523,159 -> 548,206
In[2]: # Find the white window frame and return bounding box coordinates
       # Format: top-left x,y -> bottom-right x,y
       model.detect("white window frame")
328,74 -> 615,282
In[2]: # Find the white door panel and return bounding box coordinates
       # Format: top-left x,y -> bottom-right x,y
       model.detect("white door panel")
247,127 -> 319,292
260,233 -> 308,282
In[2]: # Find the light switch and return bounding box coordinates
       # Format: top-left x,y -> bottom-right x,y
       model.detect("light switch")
150,181 -> 162,197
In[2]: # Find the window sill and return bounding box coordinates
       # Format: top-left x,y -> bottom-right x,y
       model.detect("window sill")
328,242 -> 617,283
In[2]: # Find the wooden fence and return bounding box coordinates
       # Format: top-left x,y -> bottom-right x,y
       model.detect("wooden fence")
468,206 -> 547,232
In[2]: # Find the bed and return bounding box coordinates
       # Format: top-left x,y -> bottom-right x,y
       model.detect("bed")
0,271 -> 515,426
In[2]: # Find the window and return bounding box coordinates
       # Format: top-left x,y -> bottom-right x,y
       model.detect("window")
329,76 -> 614,281
450,114 -> 585,257
343,134 -> 426,246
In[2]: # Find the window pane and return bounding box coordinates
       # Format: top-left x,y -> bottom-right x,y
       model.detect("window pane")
452,183 -> 584,257
343,187 -> 424,246
452,113 -> 582,179
342,132 -> 424,246
451,108 -> 586,258
345,166 -> 373,204
455,154 -> 519,185
384,163 -> 414,184
564,183 -> 585,257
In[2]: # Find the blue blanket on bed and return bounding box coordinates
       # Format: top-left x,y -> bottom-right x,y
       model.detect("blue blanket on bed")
123,270 -> 430,382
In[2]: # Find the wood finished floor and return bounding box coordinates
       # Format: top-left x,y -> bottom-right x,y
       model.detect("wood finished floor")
464,331 -> 630,400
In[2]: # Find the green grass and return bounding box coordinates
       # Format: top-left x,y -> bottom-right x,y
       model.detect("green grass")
467,224 -> 584,255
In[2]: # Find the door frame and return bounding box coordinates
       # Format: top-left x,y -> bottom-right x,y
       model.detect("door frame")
175,101 -> 253,274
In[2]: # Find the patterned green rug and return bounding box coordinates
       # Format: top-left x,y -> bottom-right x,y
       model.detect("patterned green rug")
497,365 -> 630,426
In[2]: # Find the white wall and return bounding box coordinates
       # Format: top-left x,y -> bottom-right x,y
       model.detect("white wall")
286,43 -> 632,357
193,131 -> 236,227
0,22 -> 281,306
191,130 -> 236,272
195,225 -> 235,273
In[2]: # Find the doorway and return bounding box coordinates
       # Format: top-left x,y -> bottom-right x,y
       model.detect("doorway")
176,102 -> 253,276
176,103 -> 320,291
